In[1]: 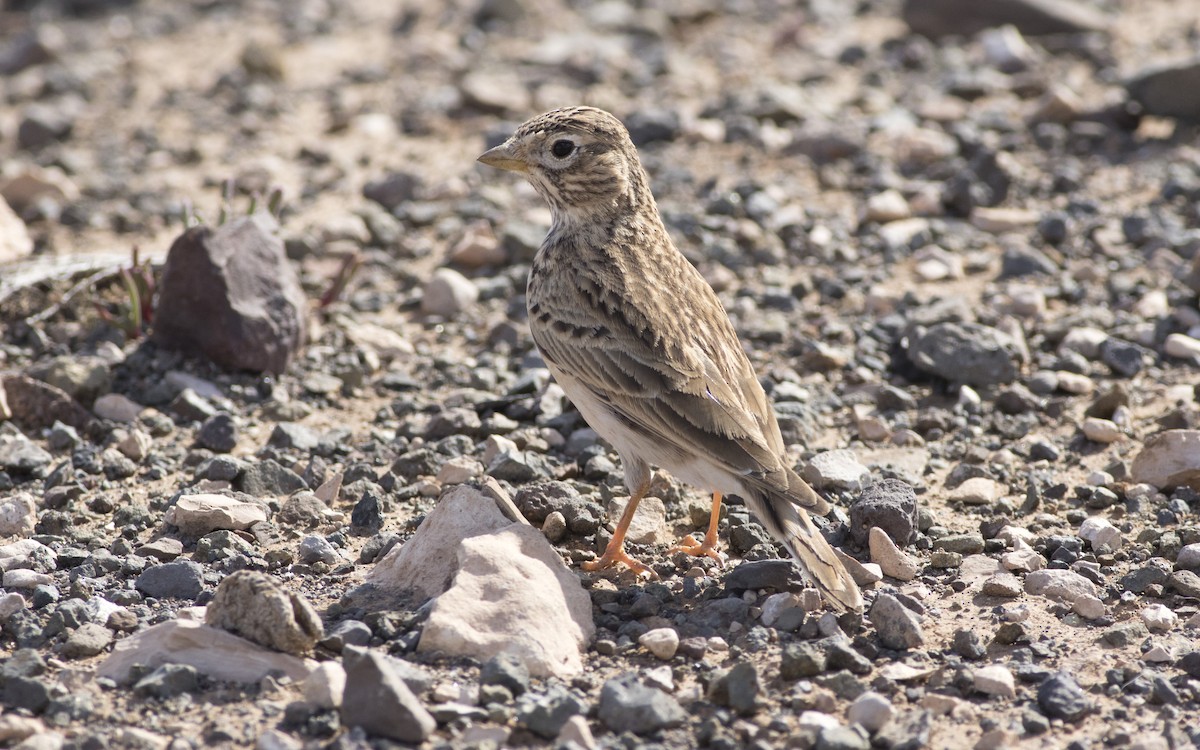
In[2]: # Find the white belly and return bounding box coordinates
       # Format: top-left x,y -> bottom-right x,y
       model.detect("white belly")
549,364 -> 746,496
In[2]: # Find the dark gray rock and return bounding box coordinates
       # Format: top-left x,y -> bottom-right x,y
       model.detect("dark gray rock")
781,640 -> 827,680
597,673 -> 685,735
706,660 -> 760,715
725,559 -> 808,592
61,623 -> 113,658
1037,672 -> 1091,721
906,322 -> 1021,385
1127,57 -> 1200,123
1099,338 -> 1152,378
902,0 -> 1108,38
196,413 -> 238,453
849,479 -> 918,547
153,214 -> 307,374
517,685 -> 588,738
952,628 -> 987,660
0,437 -> 52,473
135,561 -> 205,600
350,492 -> 383,532
481,653 -> 530,696
269,422 -> 320,452
320,620 -> 371,651
1121,566 -> 1168,594
874,709 -> 932,750
133,664 -> 199,698
363,171 -> 423,211
341,648 -> 436,743
237,458 -> 307,496
870,593 -> 925,650
998,243 -> 1058,278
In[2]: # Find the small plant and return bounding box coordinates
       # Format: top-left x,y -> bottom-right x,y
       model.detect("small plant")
95,245 -> 156,339
319,251 -> 364,309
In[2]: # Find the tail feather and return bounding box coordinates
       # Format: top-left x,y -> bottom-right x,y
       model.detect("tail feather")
743,487 -> 863,613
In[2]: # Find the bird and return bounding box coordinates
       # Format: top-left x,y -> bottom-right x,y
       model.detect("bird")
478,106 -> 862,613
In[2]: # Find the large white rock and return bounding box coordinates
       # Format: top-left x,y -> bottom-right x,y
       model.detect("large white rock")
369,485 -> 514,599
165,494 -> 268,536
371,485 -> 592,678
417,524 -> 594,677
99,618 -> 314,684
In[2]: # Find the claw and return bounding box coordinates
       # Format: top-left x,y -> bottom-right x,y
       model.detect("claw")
668,534 -> 726,565
583,547 -> 658,579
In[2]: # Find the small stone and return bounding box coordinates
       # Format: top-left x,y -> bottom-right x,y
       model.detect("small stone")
165,493 -> 268,536
422,267 -> 479,317
870,593 -> 924,650
803,449 -> 870,490
1081,417 -> 1122,443
869,527 -> 920,582
849,479 -> 918,547
1131,430 -> 1200,491
0,494 -> 37,537
1078,516 -> 1121,552
116,429 -> 152,462
604,495 -> 668,544
1071,595 -> 1105,620
61,622 -> 113,658
135,561 -> 205,600
205,570 -> 324,654
1168,570 -> 1200,598
638,628 -> 679,660
1141,604 -> 1177,632
847,691 -> 894,733
706,661 -> 760,716
341,649 -> 436,743
906,322 -> 1021,385
92,393 -> 144,423
1037,672 -> 1091,721
981,572 -> 1023,598
973,665 -> 1016,699
597,673 -> 685,735
197,414 -> 239,453
1164,333 -> 1200,360
133,664 -> 199,699
948,477 -> 1002,506
865,190 -> 911,223
481,653 -> 530,697
1025,568 -> 1096,602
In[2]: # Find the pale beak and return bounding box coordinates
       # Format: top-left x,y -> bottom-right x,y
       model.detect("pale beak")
477,142 -> 528,173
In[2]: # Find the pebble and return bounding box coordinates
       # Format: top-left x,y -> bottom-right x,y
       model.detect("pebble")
134,561 -> 205,600
1078,516 -> 1121,552
165,494 -> 268,536
638,628 -> 679,660
1141,604 -> 1177,632
92,393 -> 144,422
1037,672 -> 1091,721
847,691 -> 894,733
1164,333 -> 1200,360
341,649 -> 436,743
869,593 -> 924,650
948,477 -> 1002,506
849,479 -> 917,547
868,527 -> 920,582
61,622 -> 113,658
973,665 -> 1016,699
1081,417 -> 1123,443
981,572 -> 1023,598
421,267 -> 479,317
1131,430 -> 1200,490
803,449 -> 870,490
906,322 -> 1021,385
597,673 -> 685,735
2,570 -> 53,589
1024,568 -> 1096,603
0,494 -> 37,537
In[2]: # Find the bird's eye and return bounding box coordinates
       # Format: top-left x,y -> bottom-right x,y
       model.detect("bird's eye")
551,139 -> 575,158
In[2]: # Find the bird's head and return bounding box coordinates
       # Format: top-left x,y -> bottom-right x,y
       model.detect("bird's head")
478,106 -> 650,223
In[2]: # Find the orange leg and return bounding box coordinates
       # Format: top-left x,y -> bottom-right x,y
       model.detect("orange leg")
583,481 -> 656,578
669,492 -> 726,564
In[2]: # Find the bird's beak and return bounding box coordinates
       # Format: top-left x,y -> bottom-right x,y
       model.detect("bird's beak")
478,142 -> 528,174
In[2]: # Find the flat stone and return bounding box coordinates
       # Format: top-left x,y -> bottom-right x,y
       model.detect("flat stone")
1024,568 -> 1095,603
902,0 -> 1109,38
0,438 -> 52,474
906,322 -> 1021,386
61,622 -> 113,658
165,494 -> 268,536
99,619 -> 314,685
92,393 -> 144,423
870,593 -> 924,650
948,477 -> 1002,506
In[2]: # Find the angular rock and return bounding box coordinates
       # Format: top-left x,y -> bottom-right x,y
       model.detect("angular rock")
870,593 -> 924,650
869,527 -> 921,582
605,495 -> 668,544
165,494 -> 268,536
421,267 -> 479,317
341,649 -> 436,744
303,662 -> 346,709
803,449 -> 870,490
597,673 -> 685,735
135,561 -> 205,600
0,494 -> 37,537
370,484 -> 514,599
0,375 -> 93,431
1037,672 -> 1091,721
99,619 -> 314,685
417,524 -> 594,677
907,322 -> 1021,385
1131,430 -> 1200,490
974,665 -> 1016,698
153,214 -> 307,374
0,438 -> 51,474
1025,568 -> 1096,603
205,571 -> 323,654
61,622 -> 113,658
850,479 -> 918,547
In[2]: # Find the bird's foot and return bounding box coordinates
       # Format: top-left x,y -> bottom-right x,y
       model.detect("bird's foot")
583,547 -> 658,579
668,534 -> 726,565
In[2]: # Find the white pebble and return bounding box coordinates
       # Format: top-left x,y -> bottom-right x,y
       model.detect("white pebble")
1165,333 -> 1200,361
2,569 -> 53,589
421,267 -> 479,317
1055,371 -> 1094,394
869,527 -> 920,582
638,628 -> 679,660
1176,543 -> 1200,571
1078,516 -> 1122,552
1086,470 -> 1113,487
1142,604 -> 1177,632
1081,417 -> 1122,443
847,691 -> 894,732
973,665 -> 1016,699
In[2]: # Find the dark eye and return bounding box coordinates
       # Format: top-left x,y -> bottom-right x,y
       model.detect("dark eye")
551,139 -> 575,158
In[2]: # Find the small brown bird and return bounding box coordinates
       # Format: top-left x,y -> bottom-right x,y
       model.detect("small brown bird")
478,106 -> 862,612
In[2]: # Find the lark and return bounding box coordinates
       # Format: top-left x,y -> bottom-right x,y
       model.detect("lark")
478,106 -> 862,612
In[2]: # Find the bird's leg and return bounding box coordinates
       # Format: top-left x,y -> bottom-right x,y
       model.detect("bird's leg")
669,491 -> 726,564
583,480 -> 656,578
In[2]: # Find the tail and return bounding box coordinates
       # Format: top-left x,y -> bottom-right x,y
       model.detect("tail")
742,483 -> 863,613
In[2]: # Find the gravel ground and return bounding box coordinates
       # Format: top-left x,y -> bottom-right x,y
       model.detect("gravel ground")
2,0 -> 1200,749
